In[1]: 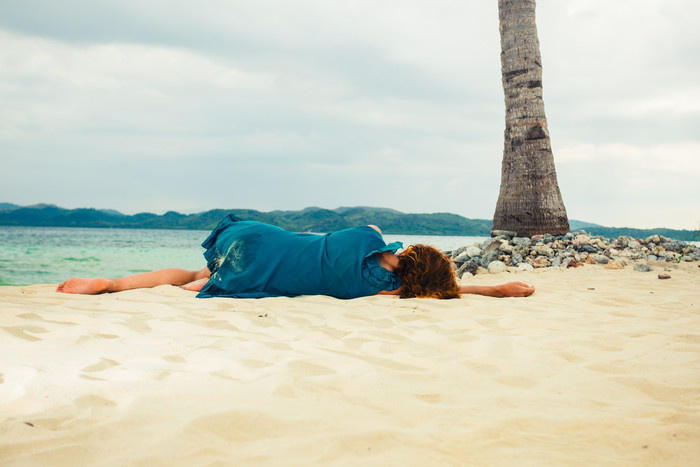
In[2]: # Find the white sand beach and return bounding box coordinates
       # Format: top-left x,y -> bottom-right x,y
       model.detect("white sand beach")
1,263 -> 699,466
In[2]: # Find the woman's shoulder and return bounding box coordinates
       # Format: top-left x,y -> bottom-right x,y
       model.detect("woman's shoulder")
367,224 -> 382,235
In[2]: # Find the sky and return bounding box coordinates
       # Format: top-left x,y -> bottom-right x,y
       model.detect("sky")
1,0 -> 698,230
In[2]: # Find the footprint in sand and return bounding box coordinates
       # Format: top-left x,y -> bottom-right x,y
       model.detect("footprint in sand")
82,358 -> 120,373
1,326 -> 47,342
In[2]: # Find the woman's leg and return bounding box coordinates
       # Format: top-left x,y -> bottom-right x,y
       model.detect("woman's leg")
57,267 -> 210,294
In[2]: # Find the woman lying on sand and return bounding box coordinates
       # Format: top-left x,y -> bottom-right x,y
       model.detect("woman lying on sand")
57,215 -> 534,299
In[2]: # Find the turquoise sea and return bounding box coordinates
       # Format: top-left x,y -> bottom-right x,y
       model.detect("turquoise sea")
0,226 -> 488,286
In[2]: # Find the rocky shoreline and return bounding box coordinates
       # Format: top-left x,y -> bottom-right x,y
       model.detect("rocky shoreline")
446,230 -> 700,278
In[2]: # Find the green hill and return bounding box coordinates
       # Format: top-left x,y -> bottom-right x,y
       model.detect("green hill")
0,204 -> 696,240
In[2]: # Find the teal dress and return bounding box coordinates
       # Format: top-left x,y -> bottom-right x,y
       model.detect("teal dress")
197,215 -> 403,299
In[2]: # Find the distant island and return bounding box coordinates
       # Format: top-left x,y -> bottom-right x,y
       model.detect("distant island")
0,203 -> 697,241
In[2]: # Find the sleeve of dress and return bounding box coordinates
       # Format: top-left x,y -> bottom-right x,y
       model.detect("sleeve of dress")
360,241 -> 403,292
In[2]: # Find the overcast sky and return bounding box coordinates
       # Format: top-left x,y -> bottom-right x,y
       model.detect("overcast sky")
1,0 -> 698,230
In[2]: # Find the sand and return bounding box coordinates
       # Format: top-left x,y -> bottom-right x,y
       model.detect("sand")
1,263 -> 699,466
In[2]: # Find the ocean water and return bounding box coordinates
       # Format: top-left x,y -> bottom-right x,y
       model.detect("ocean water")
0,226 -> 488,286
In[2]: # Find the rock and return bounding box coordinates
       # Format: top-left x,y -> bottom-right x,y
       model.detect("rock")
551,240 -> 565,250
487,261 -> 507,274
451,246 -> 468,257
475,266 -> 488,275
480,240 -> 502,267
566,259 -> 583,268
645,235 -> 660,244
498,242 -> 514,253
683,256 -> 694,262
605,261 -> 624,270
633,263 -> 653,272
535,244 -> 555,257
516,263 -> 534,272
529,257 -> 551,268
551,256 -> 562,268
457,261 -> 479,276
531,234 -> 545,242
593,239 -> 609,249
453,251 -> 470,262
591,254 -> 609,264
491,230 -> 516,239
512,237 -> 532,248
576,243 -> 599,254
658,274 -> 671,279
511,252 -> 523,265
616,236 -> 633,248
575,234 -> 591,243
466,246 -> 482,258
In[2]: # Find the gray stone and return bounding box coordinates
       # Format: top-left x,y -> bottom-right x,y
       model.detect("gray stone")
516,262 -> 534,272
535,244 -> 555,257
451,246 -> 468,257
453,251 -> 470,262
458,261 -> 479,276
511,252 -> 523,265
466,246 -> 482,258
480,240 -> 502,267
665,240 -> 687,253
633,263 -> 653,272
591,254 -> 609,264
487,260 -> 507,274
576,244 -> 599,254
616,236 -> 632,248
512,237 -> 532,248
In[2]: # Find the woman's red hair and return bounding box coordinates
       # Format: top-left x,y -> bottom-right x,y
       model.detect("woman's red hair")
394,244 -> 460,299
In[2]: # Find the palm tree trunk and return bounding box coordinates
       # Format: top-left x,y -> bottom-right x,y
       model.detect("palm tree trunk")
492,0 -> 569,237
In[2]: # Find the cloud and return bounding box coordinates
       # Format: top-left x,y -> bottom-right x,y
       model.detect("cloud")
0,0 -> 698,230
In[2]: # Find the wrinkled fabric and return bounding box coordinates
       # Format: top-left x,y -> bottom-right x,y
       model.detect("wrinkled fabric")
197,215 -> 402,299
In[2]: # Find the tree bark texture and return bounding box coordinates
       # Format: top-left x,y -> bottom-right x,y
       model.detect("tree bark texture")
492,0 -> 569,237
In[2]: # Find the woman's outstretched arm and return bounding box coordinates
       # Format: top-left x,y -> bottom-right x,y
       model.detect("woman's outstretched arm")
56,267 -> 210,294
377,282 -> 535,298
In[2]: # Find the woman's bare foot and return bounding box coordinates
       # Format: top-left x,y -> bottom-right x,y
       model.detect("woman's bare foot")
56,278 -> 115,294
180,277 -> 208,292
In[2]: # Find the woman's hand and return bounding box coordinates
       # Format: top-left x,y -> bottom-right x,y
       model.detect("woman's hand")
495,282 -> 535,297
